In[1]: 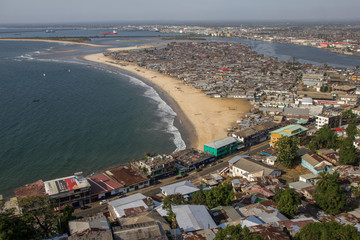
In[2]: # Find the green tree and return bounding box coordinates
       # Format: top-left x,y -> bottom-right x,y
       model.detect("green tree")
190,190 -> 207,205
346,120 -> 358,140
163,193 -> 185,210
313,172 -> 346,215
214,224 -> 263,240
0,208 -> 36,240
274,136 -> 299,168
339,137 -> 358,165
57,205 -> 76,235
19,196 -> 60,239
309,124 -> 338,151
295,221 -> 360,240
204,183 -> 234,209
342,109 -> 356,122
274,188 -> 301,218
189,183 -> 234,209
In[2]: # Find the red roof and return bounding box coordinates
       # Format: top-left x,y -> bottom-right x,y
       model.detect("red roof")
219,67 -> 229,71
88,174 -> 124,196
320,42 -> 329,45
14,180 -> 46,199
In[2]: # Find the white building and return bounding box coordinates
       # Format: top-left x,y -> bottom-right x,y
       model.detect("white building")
229,156 -> 281,181
160,180 -> 199,200
315,115 -> 341,129
108,193 -> 154,219
172,205 -> 217,232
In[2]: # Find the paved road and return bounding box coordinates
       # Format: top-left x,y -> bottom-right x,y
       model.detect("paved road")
74,141 -> 270,217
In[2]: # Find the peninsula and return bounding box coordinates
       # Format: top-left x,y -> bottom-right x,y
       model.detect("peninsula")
83,48 -> 252,149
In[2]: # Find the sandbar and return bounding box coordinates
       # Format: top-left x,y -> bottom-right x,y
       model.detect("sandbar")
0,38 -> 110,47
107,43 -> 166,52
82,51 -> 252,150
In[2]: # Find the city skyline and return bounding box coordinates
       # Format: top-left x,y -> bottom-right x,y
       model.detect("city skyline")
1,0 -> 360,24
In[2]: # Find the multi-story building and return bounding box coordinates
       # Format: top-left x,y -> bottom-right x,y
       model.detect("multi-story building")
315,115 -> 341,129
133,155 -> 176,180
204,137 -> 242,157
269,124 -> 308,147
105,165 -> 150,193
171,148 -> 215,172
43,172 -> 91,207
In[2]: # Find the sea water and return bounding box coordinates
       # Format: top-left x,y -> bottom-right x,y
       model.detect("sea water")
0,39 -> 185,198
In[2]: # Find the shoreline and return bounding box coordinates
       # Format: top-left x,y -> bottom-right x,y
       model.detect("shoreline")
81,51 -> 252,150
0,38 -> 110,47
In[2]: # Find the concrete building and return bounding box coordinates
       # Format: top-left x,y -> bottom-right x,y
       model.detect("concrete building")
315,115 -> 341,129
87,174 -> 126,202
301,152 -> 333,175
160,180 -> 199,200
43,172 -> 91,207
229,156 -> 281,181
108,193 -> 155,220
204,137 -> 242,157
172,205 -> 217,232
133,155 -> 176,180
105,166 -> 150,193
171,148 -> 215,172
270,124 -> 308,147
68,213 -> 111,238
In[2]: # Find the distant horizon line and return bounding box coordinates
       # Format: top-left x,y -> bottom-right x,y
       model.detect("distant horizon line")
1,19 -> 360,27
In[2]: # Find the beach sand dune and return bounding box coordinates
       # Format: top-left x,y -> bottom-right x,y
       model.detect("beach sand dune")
83,52 -> 252,150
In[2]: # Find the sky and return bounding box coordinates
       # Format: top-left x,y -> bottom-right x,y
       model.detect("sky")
1,0 -> 360,24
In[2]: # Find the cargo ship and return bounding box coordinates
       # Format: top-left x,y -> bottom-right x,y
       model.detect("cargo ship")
100,30 -> 118,35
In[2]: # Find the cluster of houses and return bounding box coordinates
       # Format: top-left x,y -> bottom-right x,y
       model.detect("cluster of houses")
106,41 -> 360,125
106,41 -> 302,100
62,152 -> 359,239
5,114 -> 360,239
9,149 -> 215,211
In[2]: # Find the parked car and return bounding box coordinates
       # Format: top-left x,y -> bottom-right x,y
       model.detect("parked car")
99,200 -> 108,205
181,173 -> 189,178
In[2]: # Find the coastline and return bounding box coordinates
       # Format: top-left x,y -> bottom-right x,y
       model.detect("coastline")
0,38 -> 109,47
81,51 -> 252,150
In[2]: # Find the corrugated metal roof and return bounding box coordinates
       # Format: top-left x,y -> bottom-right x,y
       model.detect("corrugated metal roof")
270,124 -> 308,137
173,205 -> 217,232
204,137 -> 237,149
160,180 -> 199,196
233,157 -> 279,176
229,155 -> 249,164
108,193 -> 146,208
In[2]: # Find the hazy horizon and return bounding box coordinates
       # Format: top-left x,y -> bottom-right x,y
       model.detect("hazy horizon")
1,0 -> 360,25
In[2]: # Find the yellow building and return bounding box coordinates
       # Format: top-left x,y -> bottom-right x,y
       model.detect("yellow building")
270,124 -> 308,147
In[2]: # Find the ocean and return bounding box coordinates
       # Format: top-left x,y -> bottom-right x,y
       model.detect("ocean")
0,32 -> 185,198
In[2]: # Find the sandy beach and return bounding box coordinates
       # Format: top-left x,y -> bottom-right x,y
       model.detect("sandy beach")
82,50 -> 252,150
0,38 -> 109,47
